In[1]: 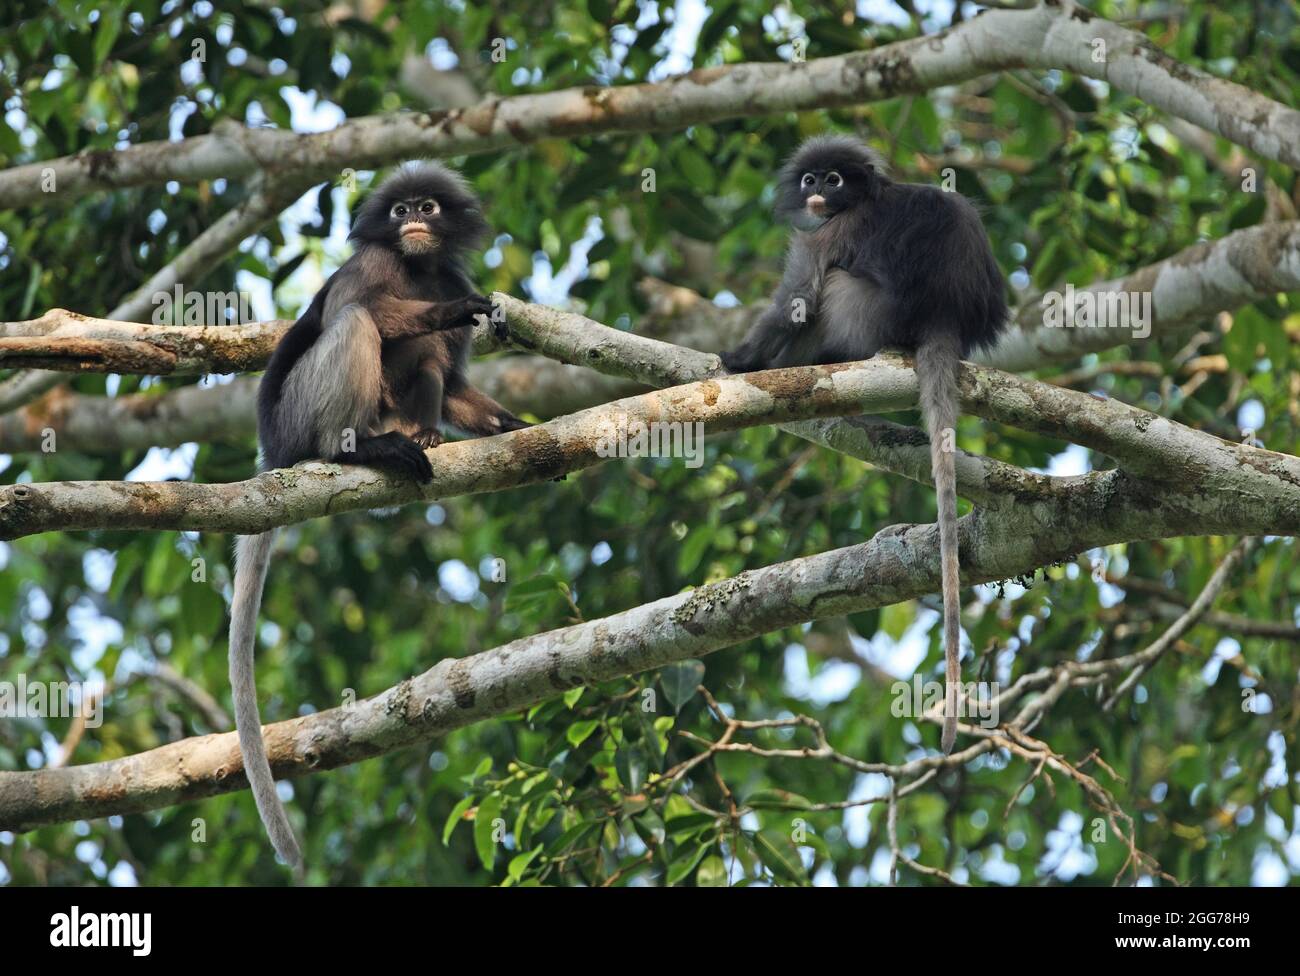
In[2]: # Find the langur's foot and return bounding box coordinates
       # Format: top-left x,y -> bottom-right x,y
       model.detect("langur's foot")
719,349 -> 752,374
411,427 -> 444,450
349,431 -> 434,484
496,414 -> 532,433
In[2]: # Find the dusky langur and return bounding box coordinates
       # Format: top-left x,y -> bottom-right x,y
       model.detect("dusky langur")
721,135 -> 1008,754
229,162 -> 529,868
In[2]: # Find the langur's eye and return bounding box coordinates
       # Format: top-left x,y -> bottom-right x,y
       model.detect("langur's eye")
391,204 -> 408,219
826,172 -> 842,187
420,199 -> 439,215
801,173 -> 815,187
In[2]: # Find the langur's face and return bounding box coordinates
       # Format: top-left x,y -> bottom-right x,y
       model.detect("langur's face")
797,168 -> 845,221
390,197 -> 443,255
791,157 -> 869,227
349,163 -> 490,259
775,136 -> 883,228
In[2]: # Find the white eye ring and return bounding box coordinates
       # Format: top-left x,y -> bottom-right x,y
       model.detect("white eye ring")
801,173 -> 815,187
826,171 -> 842,187
420,199 -> 439,215
391,203 -> 408,218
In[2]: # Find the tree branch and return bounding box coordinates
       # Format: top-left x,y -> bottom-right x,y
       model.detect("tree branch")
0,461 -> 1280,831
990,221 -> 1300,371
1101,538 -> 1253,710
6,221 -> 1295,377
0,360 -> 926,540
3,343 -> 1297,542
0,378 -> 261,454
0,310 -> 290,375
2,1 -> 1296,211
498,296 -> 1300,517
0,174 -> 308,410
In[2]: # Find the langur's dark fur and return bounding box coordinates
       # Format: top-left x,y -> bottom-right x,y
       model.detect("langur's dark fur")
229,162 -> 528,867
722,135 -> 1007,754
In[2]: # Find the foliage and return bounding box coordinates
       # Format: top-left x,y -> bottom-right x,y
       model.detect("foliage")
1,0 -> 1298,886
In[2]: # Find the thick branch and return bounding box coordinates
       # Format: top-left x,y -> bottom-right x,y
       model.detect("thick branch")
989,221 -> 1300,371
0,176 -> 309,411
3,349 -> 1297,542
0,379 -> 260,454
495,297 -> 1300,519
0,362 -> 1027,510
0,461 -> 1281,831
0,311 -> 290,375
7,221 -> 1295,377
2,1 -> 1296,211
0,361 -> 923,540
0,359 -> 644,455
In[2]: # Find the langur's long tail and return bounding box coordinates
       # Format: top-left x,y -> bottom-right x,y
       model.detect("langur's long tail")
229,530 -> 303,867
916,332 -> 963,754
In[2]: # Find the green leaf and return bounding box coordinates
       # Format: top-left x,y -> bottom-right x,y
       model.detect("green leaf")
676,524 -> 712,577
666,841 -> 710,885
674,147 -> 715,193
633,21 -> 669,53
465,756 -> 493,785
696,856 -> 728,886
93,9 -> 123,65
473,793 -> 504,871
508,844 -> 543,881
180,582 -> 224,644
665,813 -> 717,839
1228,193 -> 1267,230
615,743 -> 648,793
143,537 -> 179,596
697,0 -> 739,56
660,660 -> 706,712
505,574 -> 568,613
754,829 -> 807,885
805,18 -> 864,54
880,600 -> 914,641
1031,236 -> 1069,289
442,795 -> 474,846
272,252 -> 308,288
744,789 -> 813,810
632,808 -> 666,847
566,719 -> 601,747
545,819 -> 602,856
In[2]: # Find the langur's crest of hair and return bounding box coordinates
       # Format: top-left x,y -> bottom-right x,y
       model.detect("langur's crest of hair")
773,134 -> 889,218
349,161 -> 490,252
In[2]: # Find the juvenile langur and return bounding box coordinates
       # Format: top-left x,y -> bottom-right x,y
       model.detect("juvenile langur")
722,136 -> 1007,754
229,162 -> 528,867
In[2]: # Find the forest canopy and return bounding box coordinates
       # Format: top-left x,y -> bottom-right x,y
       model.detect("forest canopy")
0,0 -> 1298,887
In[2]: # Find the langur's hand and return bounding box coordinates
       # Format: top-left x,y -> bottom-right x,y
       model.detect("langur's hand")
425,294 -> 495,331
457,293 -> 496,329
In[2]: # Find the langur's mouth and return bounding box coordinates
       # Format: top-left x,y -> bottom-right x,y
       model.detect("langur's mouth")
399,226 -> 439,253
805,195 -> 827,217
